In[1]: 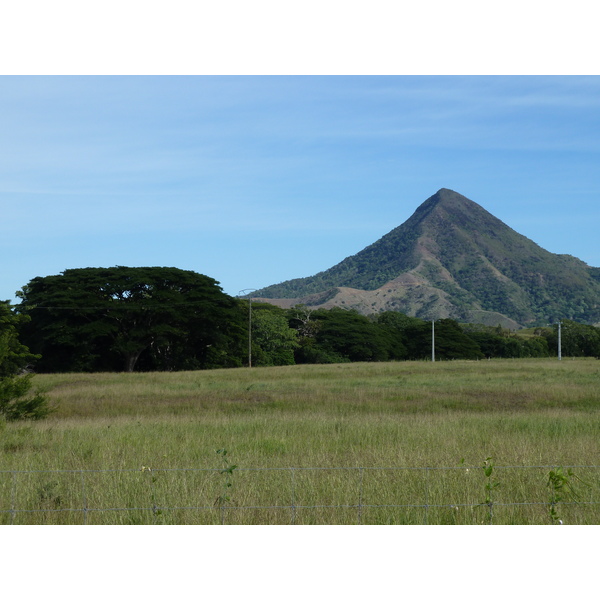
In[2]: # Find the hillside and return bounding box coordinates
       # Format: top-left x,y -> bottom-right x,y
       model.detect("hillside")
255,189 -> 600,327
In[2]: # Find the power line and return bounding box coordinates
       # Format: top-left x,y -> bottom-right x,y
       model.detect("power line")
13,300 -> 248,311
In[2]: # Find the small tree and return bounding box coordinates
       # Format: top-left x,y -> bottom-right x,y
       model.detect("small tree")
0,374 -> 51,421
251,305 -> 299,366
0,301 -> 51,420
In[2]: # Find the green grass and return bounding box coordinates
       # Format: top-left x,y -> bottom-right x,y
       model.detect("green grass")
2,358 -> 600,524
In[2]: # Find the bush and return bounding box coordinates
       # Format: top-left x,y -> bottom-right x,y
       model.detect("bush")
0,373 -> 52,421
1,300 -> 52,420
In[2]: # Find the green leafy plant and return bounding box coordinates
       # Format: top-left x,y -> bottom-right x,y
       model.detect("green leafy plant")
0,374 -> 52,421
141,465 -> 162,518
37,481 -> 62,509
547,467 -> 584,524
481,457 -> 500,524
215,449 -> 238,524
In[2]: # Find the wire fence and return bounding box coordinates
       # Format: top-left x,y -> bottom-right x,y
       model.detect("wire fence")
1,464 -> 599,525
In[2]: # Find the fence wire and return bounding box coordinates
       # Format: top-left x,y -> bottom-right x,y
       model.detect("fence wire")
1,465 -> 599,525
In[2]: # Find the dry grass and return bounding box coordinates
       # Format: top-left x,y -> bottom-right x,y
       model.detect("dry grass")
32,358 -> 600,419
2,358 -> 600,523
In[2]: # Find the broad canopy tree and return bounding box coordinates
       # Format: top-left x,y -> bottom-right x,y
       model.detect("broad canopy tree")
291,307 -> 407,363
16,267 -> 246,372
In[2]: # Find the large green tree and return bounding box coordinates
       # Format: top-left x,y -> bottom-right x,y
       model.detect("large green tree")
378,313 -> 483,360
250,304 -> 299,367
432,319 -> 484,360
461,324 -> 551,359
295,308 -> 402,363
16,267 -> 246,372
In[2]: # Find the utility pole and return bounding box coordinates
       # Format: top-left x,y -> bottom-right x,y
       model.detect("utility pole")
432,319 -> 435,362
558,321 -> 562,361
238,289 -> 257,367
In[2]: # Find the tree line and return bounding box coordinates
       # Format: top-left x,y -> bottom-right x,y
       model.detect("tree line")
5,267 -> 599,377
253,305 -> 600,366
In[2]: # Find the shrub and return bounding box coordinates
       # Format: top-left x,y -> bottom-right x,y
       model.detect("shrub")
0,373 -> 52,421
0,300 -> 52,420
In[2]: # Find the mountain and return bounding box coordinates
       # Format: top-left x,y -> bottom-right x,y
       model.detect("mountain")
254,189 -> 600,328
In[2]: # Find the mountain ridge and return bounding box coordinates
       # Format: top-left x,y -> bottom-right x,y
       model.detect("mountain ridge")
255,189 -> 600,327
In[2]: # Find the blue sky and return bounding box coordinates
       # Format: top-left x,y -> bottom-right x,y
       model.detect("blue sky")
2,75 -> 600,302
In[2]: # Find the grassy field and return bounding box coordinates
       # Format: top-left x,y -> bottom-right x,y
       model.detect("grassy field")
2,358 -> 600,524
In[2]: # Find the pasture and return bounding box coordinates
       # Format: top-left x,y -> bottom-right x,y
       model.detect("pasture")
2,358 -> 600,524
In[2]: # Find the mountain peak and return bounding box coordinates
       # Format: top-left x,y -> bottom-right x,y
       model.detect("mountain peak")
435,187 -> 462,198
254,189 -> 600,326
416,188 -> 481,213
405,188 -> 496,235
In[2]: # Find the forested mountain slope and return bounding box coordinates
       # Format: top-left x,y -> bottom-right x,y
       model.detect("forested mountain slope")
255,189 -> 600,327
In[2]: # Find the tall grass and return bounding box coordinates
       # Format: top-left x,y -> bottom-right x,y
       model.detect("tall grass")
2,358 -> 600,523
